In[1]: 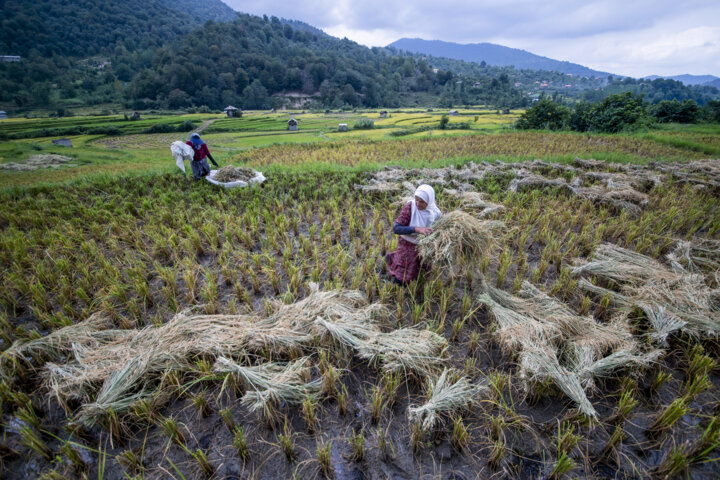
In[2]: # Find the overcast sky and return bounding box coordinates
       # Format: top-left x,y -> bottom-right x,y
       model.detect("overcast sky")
223,0 -> 720,78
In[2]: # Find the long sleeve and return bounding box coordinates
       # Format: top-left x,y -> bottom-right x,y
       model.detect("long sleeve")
393,223 -> 415,235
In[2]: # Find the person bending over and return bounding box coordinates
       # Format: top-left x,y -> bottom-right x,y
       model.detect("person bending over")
385,184 -> 442,285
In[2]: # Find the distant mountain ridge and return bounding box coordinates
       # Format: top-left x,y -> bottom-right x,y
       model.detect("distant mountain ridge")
388,38 -> 612,78
644,74 -> 720,87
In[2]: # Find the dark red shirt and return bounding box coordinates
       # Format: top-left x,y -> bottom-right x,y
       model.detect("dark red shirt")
186,141 -> 211,161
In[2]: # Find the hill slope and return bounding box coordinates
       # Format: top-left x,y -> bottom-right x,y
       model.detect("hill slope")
388,38 -> 611,78
0,0 -> 236,57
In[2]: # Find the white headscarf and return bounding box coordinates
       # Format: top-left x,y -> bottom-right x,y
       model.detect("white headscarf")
402,184 -> 442,244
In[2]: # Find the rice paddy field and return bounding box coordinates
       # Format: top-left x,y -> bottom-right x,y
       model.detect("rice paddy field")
1,110 -> 720,480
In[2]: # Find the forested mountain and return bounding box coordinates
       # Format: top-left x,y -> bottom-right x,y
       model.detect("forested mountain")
583,77 -> 720,106
0,2 -> 527,112
388,38 -> 611,78
644,74 -> 720,86
0,0 -> 717,113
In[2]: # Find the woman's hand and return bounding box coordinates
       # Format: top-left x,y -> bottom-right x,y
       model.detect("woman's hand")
415,227 -> 433,235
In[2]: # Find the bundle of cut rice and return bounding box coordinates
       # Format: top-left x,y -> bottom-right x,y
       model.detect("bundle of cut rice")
409,368 -> 485,430
213,166 -> 257,183
417,210 -> 501,276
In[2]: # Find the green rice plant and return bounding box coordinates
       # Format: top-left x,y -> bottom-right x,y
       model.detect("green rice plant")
451,417 -> 470,452
556,421 -> 579,456
161,416 -> 186,446
467,331 -> 481,355
496,248 -> 513,287
20,425 -> 51,459
348,429 -> 364,461
369,385 -> 384,424
578,295 -> 591,316
600,424 -> 626,459
549,451 -> 576,479
278,419 -> 296,461
116,448 -> 144,475
688,417 -> 720,461
192,393 -> 212,418
610,390 -> 638,423
60,441 -> 87,471
686,345 -> 716,379
649,398 -> 688,436
682,373 -> 711,403
490,414 -> 506,442
192,448 -> 213,477
220,408 -> 235,432
337,383 -> 349,417
463,357 -> 477,377
410,422 -> 426,454
17,405 -> 41,428
488,439 -> 505,470
651,370 -> 672,395
317,439 -> 333,478
653,444 -> 690,479
383,371 -> 401,408
302,395 -> 318,433
322,364 -> 340,399
233,426 -> 250,463
131,398 -> 156,424
377,425 -> 395,460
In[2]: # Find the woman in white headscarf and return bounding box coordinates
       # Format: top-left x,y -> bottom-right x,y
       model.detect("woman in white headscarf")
385,184 -> 442,284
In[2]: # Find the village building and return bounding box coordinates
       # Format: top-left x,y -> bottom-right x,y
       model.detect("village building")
448,110 -> 459,116
52,138 -> 73,147
223,106 -> 241,118
0,111 -> 7,120
287,118 -> 298,131
379,111 -> 388,118
0,55 -> 20,62
338,123 -> 347,132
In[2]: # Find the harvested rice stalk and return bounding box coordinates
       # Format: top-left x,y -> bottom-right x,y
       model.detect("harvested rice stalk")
417,210 -> 501,277
575,243 -> 720,339
571,243 -> 669,285
213,166 -> 256,183
454,191 -> 505,219
667,239 -> 720,275
408,368 -> 486,430
519,344 -> 597,419
214,357 -> 321,414
2,313 -> 122,375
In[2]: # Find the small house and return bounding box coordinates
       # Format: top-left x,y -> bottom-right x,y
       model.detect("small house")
0,111 -> 7,120
223,106 -> 241,118
448,110 -> 459,116
130,111 -> 141,120
0,56 -> 20,62
426,108 -> 433,112
52,138 -> 73,147
338,123 -> 347,132
502,109 -> 510,114
379,111 -> 388,118
287,118 -> 298,131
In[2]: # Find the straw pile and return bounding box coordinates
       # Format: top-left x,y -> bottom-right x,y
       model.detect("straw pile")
214,357 -> 322,417
477,280 -> 657,418
666,239 -> 720,275
22,284 -> 445,424
417,210 -> 501,276
213,166 -> 256,182
408,368 -> 486,430
573,243 -> 720,343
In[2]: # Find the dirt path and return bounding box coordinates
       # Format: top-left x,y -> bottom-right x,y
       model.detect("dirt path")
192,118 -> 217,136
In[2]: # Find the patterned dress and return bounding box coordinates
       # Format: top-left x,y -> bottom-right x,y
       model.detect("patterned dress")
385,202 -> 421,283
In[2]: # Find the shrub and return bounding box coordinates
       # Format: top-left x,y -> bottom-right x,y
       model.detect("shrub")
516,98 -> 571,131
586,92 -> 650,133
144,123 -> 175,133
651,99 -> 700,123
353,119 -> 374,130
176,120 -> 197,132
